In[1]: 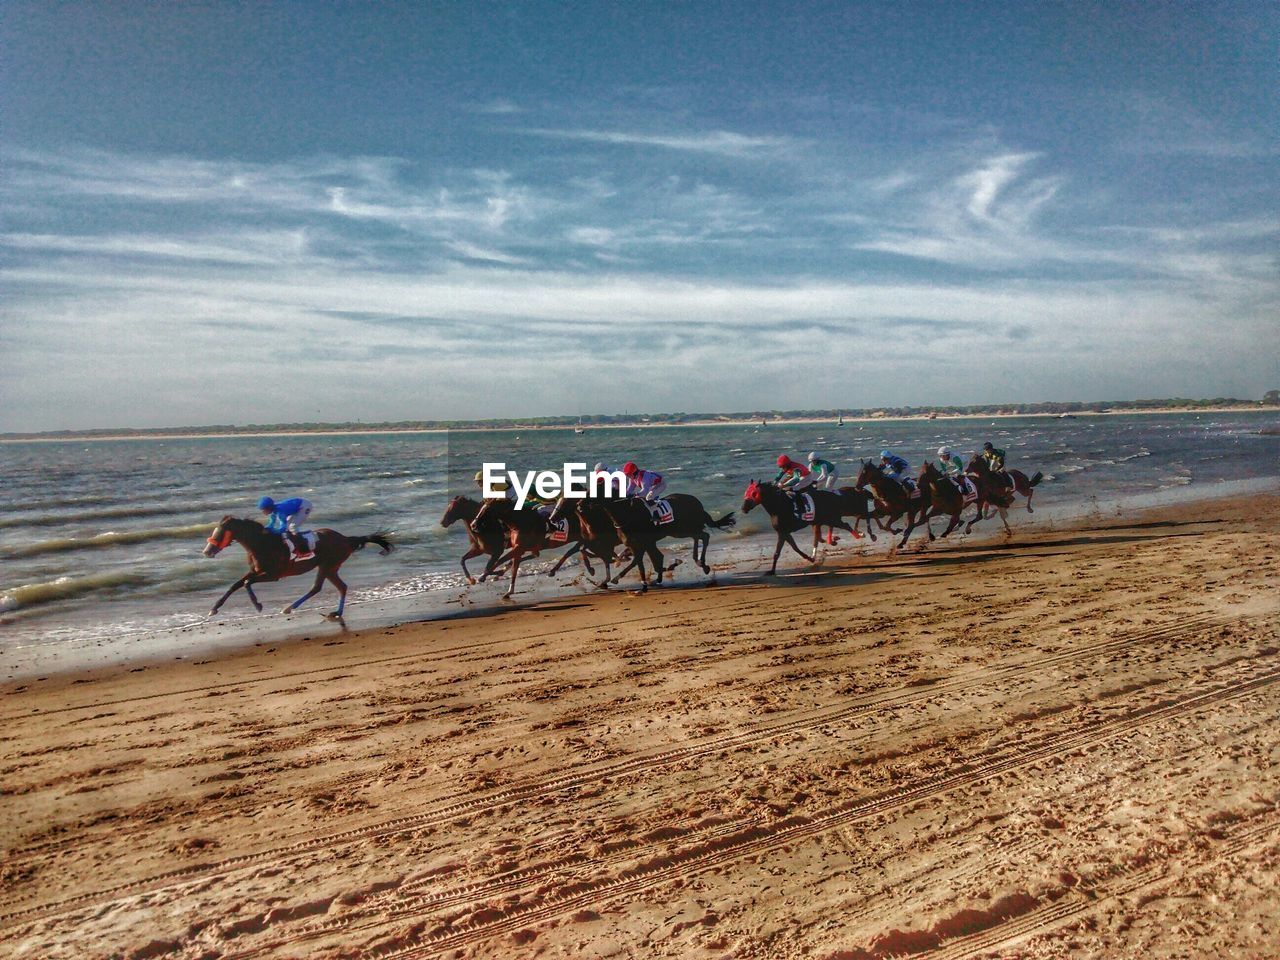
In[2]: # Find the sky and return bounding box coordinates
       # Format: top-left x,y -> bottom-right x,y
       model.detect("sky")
1,1 -> 1277,431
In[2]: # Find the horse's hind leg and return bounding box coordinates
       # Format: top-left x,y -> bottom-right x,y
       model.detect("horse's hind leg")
284,569 -> 327,615
698,532 -> 711,574
325,571 -> 349,620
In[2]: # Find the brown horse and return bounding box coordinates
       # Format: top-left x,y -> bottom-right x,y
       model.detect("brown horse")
440,495 -> 510,584
917,461 -> 984,539
741,481 -> 859,574
471,497 -> 587,599
600,494 -> 736,590
853,461 -> 933,548
967,454 -> 1043,512
550,495 -> 626,588
964,456 -> 1017,533
203,516 -> 392,619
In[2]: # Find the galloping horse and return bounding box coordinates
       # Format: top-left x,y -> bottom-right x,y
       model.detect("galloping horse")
471,498 -> 586,599
601,495 -> 736,590
440,495 -> 507,584
853,461 -> 933,549
967,454 -> 1043,513
741,481 -> 859,575
963,456 -> 1017,534
203,516 -> 393,619
917,461 -> 983,539
550,495 -> 626,588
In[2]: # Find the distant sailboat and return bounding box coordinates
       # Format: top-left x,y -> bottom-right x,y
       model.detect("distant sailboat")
837,412 -> 844,426
574,417 -> 585,434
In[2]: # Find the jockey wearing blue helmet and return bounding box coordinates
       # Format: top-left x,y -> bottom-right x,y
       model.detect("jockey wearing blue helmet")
257,496 -> 315,559
878,449 -> 910,485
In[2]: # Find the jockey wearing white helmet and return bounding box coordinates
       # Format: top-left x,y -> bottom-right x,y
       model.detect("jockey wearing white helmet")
806,451 -> 839,490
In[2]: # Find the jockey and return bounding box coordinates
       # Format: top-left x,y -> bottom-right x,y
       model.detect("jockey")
622,461 -> 667,500
474,470 -> 517,501
981,442 -> 1007,472
879,450 -> 912,488
806,452 -> 839,490
937,447 -> 976,499
774,454 -> 815,492
258,495 -> 314,559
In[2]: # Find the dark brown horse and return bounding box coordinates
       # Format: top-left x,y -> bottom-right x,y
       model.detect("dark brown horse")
550,495 -> 626,588
203,516 -> 392,619
853,461 -> 933,549
917,461 -> 984,539
967,454 -> 1043,512
964,456 -> 1017,533
471,497 -> 586,599
440,495 -> 508,584
741,481 -> 859,574
600,495 -> 736,590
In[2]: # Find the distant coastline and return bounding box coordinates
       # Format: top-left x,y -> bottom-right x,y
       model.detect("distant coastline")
2,398 -> 1276,443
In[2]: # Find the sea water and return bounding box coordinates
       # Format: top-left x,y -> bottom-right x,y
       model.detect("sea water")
1,412 -> 1277,677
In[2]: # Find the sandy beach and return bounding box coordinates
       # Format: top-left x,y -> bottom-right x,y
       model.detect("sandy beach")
1,491 -> 1277,959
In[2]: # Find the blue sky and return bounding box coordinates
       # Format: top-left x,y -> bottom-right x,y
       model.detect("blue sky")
1,1 -> 1276,430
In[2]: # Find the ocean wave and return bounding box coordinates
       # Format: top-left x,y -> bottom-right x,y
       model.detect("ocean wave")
0,570 -> 149,612
1,523 -> 212,559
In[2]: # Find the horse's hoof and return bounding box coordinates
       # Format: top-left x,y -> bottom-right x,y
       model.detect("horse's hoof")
701,565 -> 711,575
207,609 -> 218,618
323,612 -> 343,622
467,577 -> 477,585
280,604 -> 294,615
253,603 -> 263,612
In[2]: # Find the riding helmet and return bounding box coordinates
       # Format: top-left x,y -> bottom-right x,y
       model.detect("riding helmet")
807,451 -> 818,462
879,449 -> 891,460
257,496 -> 275,511
938,446 -> 951,459
776,454 -> 791,468
623,461 -> 638,476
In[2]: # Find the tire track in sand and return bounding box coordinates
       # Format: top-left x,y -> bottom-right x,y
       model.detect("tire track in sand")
361,660 -> 1280,959
0,612 -> 1258,934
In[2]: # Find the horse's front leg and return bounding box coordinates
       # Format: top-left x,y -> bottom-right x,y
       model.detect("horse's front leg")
460,545 -> 485,584
547,542 -> 580,576
210,572 -> 255,616
786,532 -> 815,563
283,569 -> 327,615
940,511 -> 961,537
504,548 -> 525,599
611,545 -> 644,584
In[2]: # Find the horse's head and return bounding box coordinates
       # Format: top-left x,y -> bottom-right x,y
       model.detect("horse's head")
470,496 -> 510,532
920,460 -> 940,481
203,515 -> 237,557
742,479 -> 763,513
854,460 -> 878,489
966,453 -> 987,474
441,495 -> 475,528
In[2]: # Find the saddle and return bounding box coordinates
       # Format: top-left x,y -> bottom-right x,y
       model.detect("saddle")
951,476 -> 978,504
898,477 -> 920,499
285,532 -> 317,561
791,492 -> 816,523
645,499 -> 676,525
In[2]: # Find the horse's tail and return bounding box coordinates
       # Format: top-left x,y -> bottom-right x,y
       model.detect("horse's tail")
1028,471 -> 1044,488
352,531 -> 394,555
706,512 -> 736,529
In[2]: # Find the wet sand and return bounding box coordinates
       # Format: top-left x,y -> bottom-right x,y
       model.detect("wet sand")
1,493 -> 1277,959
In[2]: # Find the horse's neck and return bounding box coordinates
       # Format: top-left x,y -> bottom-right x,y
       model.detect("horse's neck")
234,522 -> 275,554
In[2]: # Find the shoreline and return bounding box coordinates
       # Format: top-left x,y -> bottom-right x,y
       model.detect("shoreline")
2,405 -> 1274,444
4,478 -> 1274,688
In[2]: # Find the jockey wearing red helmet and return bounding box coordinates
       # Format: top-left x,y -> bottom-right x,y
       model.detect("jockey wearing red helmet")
773,454 -> 814,491
623,461 -> 666,500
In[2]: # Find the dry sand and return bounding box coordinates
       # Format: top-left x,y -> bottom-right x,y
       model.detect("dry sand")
1,493 -> 1277,959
